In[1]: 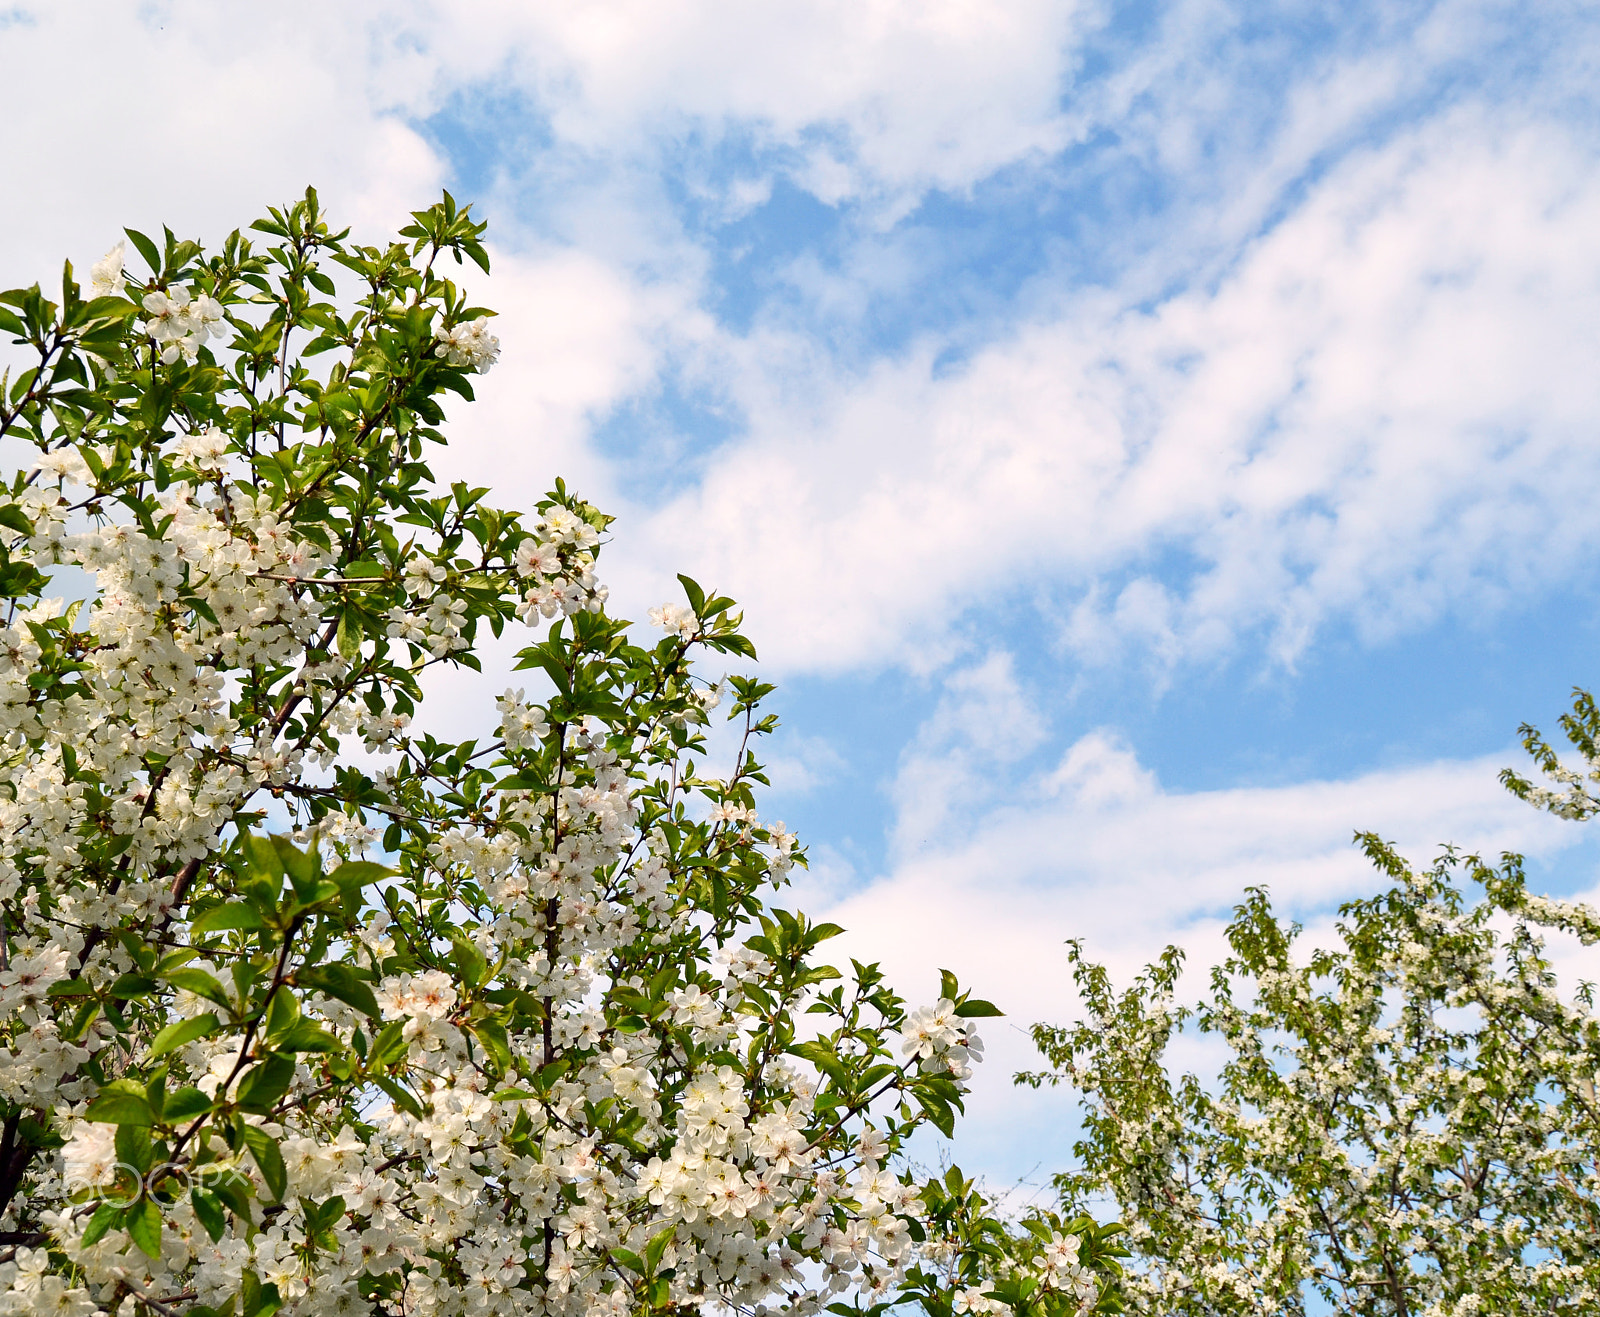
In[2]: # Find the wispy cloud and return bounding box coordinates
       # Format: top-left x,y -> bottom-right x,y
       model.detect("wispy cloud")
628,106 -> 1600,676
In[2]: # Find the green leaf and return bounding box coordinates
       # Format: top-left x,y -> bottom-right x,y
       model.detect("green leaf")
644,1223 -> 677,1272
449,929 -> 488,988
264,985 -> 301,1041
110,972 -> 159,999
470,1020 -> 510,1073
330,859 -> 392,888
192,1187 -> 227,1242
372,1075 -> 424,1119
164,1086 -> 213,1122
80,1201 -> 120,1248
78,294 -> 137,324
287,879 -> 340,912
789,1040 -> 851,1087
150,1011 -> 220,1058
236,1052 -> 296,1114
368,1019 -> 407,1065
336,608 -> 362,658
243,1272 -> 283,1317
191,902 -> 269,936
209,1169 -> 255,1221
313,1194 -> 349,1233
145,1068 -> 168,1122
278,1022 -> 342,1053
86,1079 -> 155,1125
241,1125 -> 288,1202
163,967 -> 233,1010
126,1196 -> 163,1259
610,1248 -> 646,1275
296,963 -> 380,1018
705,632 -> 758,659
17,1116 -> 64,1150
116,1121 -> 154,1175
273,833 -> 321,895
124,228 -> 162,274
243,833 -> 286,887
953,999 -> 1004,1018
677,573 -> 706,614
916,1090 -> 957,1139
533,1057 -> 570,1092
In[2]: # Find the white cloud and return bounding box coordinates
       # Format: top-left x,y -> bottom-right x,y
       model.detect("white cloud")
0,4 -> 449,293
634,108 -> 1600,676
794,692 -> 1600,1182
761,732 -> 850,797
0,3 -> 705,533
16,5 -> 1598,702
410,0 -> 1097,208
440,244 -> 709,513
890,652 -> 1048,855
0,0 -> 1107,268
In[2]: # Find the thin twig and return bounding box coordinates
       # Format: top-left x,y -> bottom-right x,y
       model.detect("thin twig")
111,1270 -> 196,1317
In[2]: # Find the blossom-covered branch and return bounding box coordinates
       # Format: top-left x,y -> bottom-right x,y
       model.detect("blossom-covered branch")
0,190 -> 1121,1317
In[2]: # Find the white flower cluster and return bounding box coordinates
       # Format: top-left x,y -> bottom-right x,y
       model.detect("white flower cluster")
0,1248 -> 96,1317
175,425 -> 232,471
647,603 -> 697,638
0,946 -> 71,1018
0,205 -> 1017,1317
953,1235 -> 1094,1317
141,284 -> 227,365
496,689 -> 550,750
0,483 -> 330,877
901,999 -> 984,1082
0,917 -> 95,1106
766,820 -> 798,874
27,448 -> 93,486
58,1121 -> 119,1192
88,241 -> 126,298
434,316 -> 500,373
1037,1232 -> 1098,1307
0,495 -> 945,1317
1030,847 -> 1600,1315
512,507 -> 607,622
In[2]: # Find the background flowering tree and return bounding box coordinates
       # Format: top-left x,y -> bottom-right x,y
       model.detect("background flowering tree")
1021,703 -> 1600,1315
0,192 -> 1125,1317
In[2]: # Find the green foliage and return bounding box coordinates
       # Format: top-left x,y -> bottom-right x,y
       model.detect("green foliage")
1024,808 -> 1600,1314
0,186 -> 1127,1317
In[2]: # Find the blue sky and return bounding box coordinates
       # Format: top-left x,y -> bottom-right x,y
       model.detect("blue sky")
6,0 -> 1600,1186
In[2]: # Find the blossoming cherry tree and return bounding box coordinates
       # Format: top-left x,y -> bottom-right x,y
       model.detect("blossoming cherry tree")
0,192 -> 1124,1317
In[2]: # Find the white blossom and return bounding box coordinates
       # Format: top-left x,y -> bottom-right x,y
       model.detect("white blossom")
88,240 -> 126,297
433,316 -> 500,372
0,193 -> 1066,1317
